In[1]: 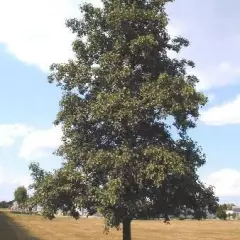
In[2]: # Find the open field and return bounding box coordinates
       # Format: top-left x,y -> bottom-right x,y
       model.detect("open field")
1,212 -> 240,240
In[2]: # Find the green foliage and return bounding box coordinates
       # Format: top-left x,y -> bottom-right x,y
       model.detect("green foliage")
0,201 -> 13,209
232,212 -> 237,220
221,203 -> 235,211
216,203 -> 235,220
216,205 -> 227,220
14,186 -> 28,207
29,162 -> 84,220
30,0 -> 218,239
179,216 -> 185,220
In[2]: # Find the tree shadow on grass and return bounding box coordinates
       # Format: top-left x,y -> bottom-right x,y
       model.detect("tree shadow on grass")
0,211 -> 40,240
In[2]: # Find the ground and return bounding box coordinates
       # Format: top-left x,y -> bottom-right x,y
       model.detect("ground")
1,211 -> 240,240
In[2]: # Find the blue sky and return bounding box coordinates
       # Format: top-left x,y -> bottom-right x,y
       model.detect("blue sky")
0,0 -> 240,204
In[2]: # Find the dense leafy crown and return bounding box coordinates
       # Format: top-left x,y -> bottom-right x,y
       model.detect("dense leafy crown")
14,186 -> 28,206
30,0 -> 218,230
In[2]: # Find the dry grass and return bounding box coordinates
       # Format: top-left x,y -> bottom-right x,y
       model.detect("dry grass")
1,212 -> 240,240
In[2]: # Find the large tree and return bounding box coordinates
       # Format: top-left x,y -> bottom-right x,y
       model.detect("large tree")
30,0 -> 218,239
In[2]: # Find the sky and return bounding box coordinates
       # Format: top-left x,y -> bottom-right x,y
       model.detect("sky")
0,0 -> 240,204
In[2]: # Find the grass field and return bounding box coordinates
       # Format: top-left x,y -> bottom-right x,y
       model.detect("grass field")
1,212 -> 240,240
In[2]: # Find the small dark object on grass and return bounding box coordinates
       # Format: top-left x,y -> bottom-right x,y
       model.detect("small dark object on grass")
163,219 -> 171,225
164,215 -> 171,225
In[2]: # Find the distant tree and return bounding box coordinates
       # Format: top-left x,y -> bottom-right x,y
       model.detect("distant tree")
0,200 -> 13,208
221,203 -> 235,211
232,212 -> 237,220
216,205 -> 227,220
226,203 -> 235,210
30,0 -> 218,240
222,204 -> 227,210
220,203 -> 236,220
14,186 -> 28,208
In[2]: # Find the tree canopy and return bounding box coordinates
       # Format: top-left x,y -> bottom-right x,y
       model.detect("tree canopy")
221,203 -> 235,211
14,186 -> 28,207
216,205 -> 227,220
29,0 -> 218,239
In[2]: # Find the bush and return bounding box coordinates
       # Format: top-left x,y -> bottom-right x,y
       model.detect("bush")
216,206 -> 227,220
230,212 -> 236,220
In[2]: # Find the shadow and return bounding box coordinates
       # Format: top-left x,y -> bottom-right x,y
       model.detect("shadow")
0,211 -> 40,240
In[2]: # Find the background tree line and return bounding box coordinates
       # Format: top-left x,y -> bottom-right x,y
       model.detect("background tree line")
0,200 -> 14,209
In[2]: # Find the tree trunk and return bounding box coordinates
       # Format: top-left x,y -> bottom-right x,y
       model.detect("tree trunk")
123,219 -> 131,240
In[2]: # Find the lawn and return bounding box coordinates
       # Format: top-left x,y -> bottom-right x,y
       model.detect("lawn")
1,211 -> 240,240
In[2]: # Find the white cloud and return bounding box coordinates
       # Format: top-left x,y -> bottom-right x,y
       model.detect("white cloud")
200,95 -> 240,125
0,0 -> 238,94
0,0 -> 103,71
166,16 -> 240,91
19,125 -> 63,160
205,169 -> 240,197
207,93 -> 215,102
0,0 -> 79,71
11,175 -> 33,189
0,0 -> 233,92
0,123 -> 63,160
0,124 -> 32,147
195,62 -> 240,91
0,165 -> 32,188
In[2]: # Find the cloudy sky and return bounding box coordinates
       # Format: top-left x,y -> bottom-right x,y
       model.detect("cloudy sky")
0,0 -> 240,204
